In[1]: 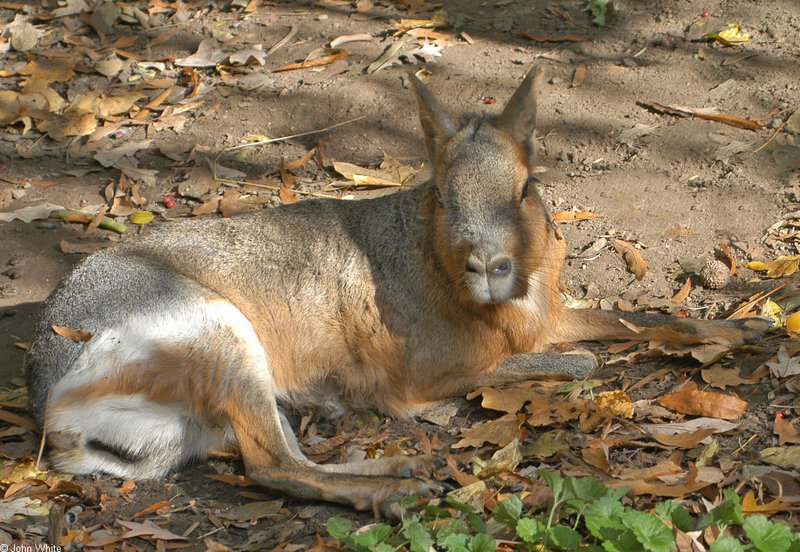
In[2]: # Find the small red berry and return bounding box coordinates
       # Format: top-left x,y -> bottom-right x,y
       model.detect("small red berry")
676,310 -> 690,318
484,97 -> 495,104
701,11 -> 710,17
163,196 -> 175,209
775,411 -> 785,419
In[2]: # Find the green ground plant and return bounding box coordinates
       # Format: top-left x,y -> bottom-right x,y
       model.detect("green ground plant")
328,471 -> 800,551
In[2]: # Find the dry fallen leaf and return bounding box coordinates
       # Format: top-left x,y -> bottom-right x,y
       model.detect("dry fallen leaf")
581,446 -> 609,472
594,390 -> 633,418
174,38 -> 226,67
765,344 -> 800,378
717,243 -> 737,275
453,413 -> 521,448
760,446 -> 800,469
774,416 -> 800,445
649,427 -> 716,449
466,382 -> 553,414
52,325 -> 92,343
38,108 -> 97,141
278,186 -> 297,205
204,474 -> 256,487
636,100 -> 762,130
330,33 -> 373,48
701,364 -> 751,389
746,255 -> 800,278
571,62 -> 586,87
612,238 -> 647,280
118,520 -> 187,541
786,311 -> 800,333
275,48 -> 350,72
333,161 -> 404,188
658,381 -> 747,420
671,278 -> 692,303
552,210 -> 600,222
741,490 -> 790,516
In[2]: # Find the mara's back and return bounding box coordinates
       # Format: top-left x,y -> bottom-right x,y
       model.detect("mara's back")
25,184 -> 442,418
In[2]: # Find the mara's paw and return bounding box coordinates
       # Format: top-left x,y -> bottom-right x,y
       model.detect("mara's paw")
733,317 -> 774,342
375,478 -> 448,518
344,476 -> 446,516
706,316 -> 773,346
672,316 -> 772,347
381,454 -> 443,478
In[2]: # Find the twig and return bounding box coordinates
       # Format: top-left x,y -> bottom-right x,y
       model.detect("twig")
726,280 -> 791,319
26,134 -> 46,154
214,177 -> 339,199
753,120 -> 787,153
266,24 -> 297,56
50,209 -> 128,234
225,116 -> 365,151
731,433 -> 757,456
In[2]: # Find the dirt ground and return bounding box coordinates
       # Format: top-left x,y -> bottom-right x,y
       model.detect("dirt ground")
1,0 -> 799,550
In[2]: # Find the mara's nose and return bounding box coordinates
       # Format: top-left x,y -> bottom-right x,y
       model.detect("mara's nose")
466,253 -> 512,279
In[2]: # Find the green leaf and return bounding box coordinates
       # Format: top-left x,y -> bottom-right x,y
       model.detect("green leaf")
350,524 -> 393,551
600,528 -> 645,552
585,496 -> 625,537
398,495 -> 419,510
586,0 -> 610,25
709,535 -> 746,552
403,518 -> 434,552
654,500 -> 693,533
538,469 -> 566,505
743,515 -> 792,552
436,519 -> 471,547
549,524 -> 583,550
467,533 -> 496,552
623,510 -> 675,552
516,517 -> 547,544
466,513 -> 487,534
492,495 -> 522,529
440,532 -> 470,552
424,503 -> 452,521
700,489 -> 744,530
327,517 -> 353,541
568,476 -> 618,503
446,496 -> 478,515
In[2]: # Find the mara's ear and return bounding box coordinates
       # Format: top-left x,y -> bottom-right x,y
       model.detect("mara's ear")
410,73 -> 457,162
495,66 -> 545,168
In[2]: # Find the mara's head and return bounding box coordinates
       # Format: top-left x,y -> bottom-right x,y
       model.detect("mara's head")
412,67 -> 559,307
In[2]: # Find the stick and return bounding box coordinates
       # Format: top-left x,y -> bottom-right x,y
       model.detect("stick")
49,209 -> 128,234
225,116 -> 365,151
214,177 -> 339,199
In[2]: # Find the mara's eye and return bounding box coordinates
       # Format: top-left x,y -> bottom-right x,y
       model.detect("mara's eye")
520,177 -> 537,202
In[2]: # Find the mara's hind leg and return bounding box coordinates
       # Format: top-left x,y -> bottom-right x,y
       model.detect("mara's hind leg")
44,295 -> 440,512
226,384 -> 443,514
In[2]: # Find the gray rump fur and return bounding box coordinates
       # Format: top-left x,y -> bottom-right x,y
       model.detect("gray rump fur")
25,183 -> 436,418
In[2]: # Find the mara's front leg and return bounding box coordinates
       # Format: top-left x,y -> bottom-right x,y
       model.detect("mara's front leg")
420,305 -> 771,401
551,307 -> 771,348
